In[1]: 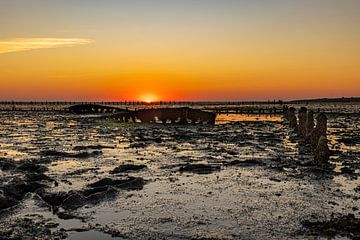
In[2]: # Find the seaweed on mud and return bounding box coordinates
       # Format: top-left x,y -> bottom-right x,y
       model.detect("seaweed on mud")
3,178 -> 47,201
0,162 -> 54,210
24,172 -> 51,182
65,167 -> 100,176
87,176 -> 145,190
110,164 -> 147,174
0,160 -> 53,211
291,165 -> 336,180
171,132 -> 196,142
341,166 -> 355,174
73,144 -> 115,151
40,150 -> 102,158
128,142 -> 147,148
133,134 -> 163,144
38,191 -> 71,208
179,164 -> 221,174
38,176 -> 146,211
56,210 -> 84,220
338,136 -> 360,145
302,214 -> 360,239
0,190 -> 18,210
212,147 -> 238,156
226,159 -> 266,167
17,161 -> 48,173
0,158 -> 17,171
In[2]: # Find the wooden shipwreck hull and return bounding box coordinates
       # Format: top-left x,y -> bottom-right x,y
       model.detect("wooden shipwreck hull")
69,104 -> 216,124
69,104 -> 125,114
109,107 -> 216,124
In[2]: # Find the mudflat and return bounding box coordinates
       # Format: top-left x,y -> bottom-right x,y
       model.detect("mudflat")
0,104 -> 359,239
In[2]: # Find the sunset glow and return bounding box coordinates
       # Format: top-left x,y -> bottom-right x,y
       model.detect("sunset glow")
0,0 -> 359,101
140,94 -> 158,103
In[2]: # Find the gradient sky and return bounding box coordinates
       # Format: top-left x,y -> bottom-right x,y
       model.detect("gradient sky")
0,0 -> 359,101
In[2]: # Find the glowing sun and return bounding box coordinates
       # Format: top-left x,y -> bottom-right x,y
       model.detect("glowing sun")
140,94 -> 158,103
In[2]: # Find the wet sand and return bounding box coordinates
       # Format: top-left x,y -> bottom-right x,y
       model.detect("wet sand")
0,108 -> 359,239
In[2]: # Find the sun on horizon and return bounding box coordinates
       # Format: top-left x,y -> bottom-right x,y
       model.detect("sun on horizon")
139,93 -> 159,103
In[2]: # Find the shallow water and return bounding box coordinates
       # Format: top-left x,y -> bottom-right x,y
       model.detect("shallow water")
0,108 -> 359,239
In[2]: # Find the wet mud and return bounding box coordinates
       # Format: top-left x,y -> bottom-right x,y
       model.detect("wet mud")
301,213 -> 360,239
0,107 -> 359,239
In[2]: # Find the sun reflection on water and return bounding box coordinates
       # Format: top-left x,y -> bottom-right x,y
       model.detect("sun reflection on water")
216,114 -> 282,125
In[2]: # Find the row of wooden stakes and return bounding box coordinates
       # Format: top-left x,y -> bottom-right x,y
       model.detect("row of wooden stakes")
283,106 -> 330,165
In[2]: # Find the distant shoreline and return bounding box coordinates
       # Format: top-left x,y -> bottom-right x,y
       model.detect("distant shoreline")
0,97 -> 359,105
288,97 -> 360,104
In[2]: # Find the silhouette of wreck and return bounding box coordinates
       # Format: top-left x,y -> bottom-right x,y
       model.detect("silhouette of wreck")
69,104 -> 123,114
69,104 -> 216,124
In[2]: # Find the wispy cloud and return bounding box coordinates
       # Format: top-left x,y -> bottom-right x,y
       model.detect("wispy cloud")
0,38 -> 93,54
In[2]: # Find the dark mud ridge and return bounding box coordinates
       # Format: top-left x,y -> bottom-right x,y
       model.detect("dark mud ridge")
302,214 -> 360,239
0,157 -> 147,239
39,176 -> 146,211
179,163 -> 221,174
40,150 -> 102,159
226,159 -> 266,167
1,157 -> 147,214
73,144 -> 115,151
110,164 -> 147,174
1,159 -> 52,211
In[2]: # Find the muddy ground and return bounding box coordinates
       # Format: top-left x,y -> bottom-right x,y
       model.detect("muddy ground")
0,109 -> 359,239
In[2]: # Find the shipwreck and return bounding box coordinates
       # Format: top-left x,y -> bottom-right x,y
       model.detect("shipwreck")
69,104 -> 216,124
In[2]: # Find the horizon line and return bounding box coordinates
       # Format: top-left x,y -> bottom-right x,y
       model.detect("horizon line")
0,96 -> 359,103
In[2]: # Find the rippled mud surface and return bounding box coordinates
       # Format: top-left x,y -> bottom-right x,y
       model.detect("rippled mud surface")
0,109 -> 359,239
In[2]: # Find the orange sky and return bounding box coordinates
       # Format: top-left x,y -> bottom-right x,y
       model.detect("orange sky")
0,1 -> 359,101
